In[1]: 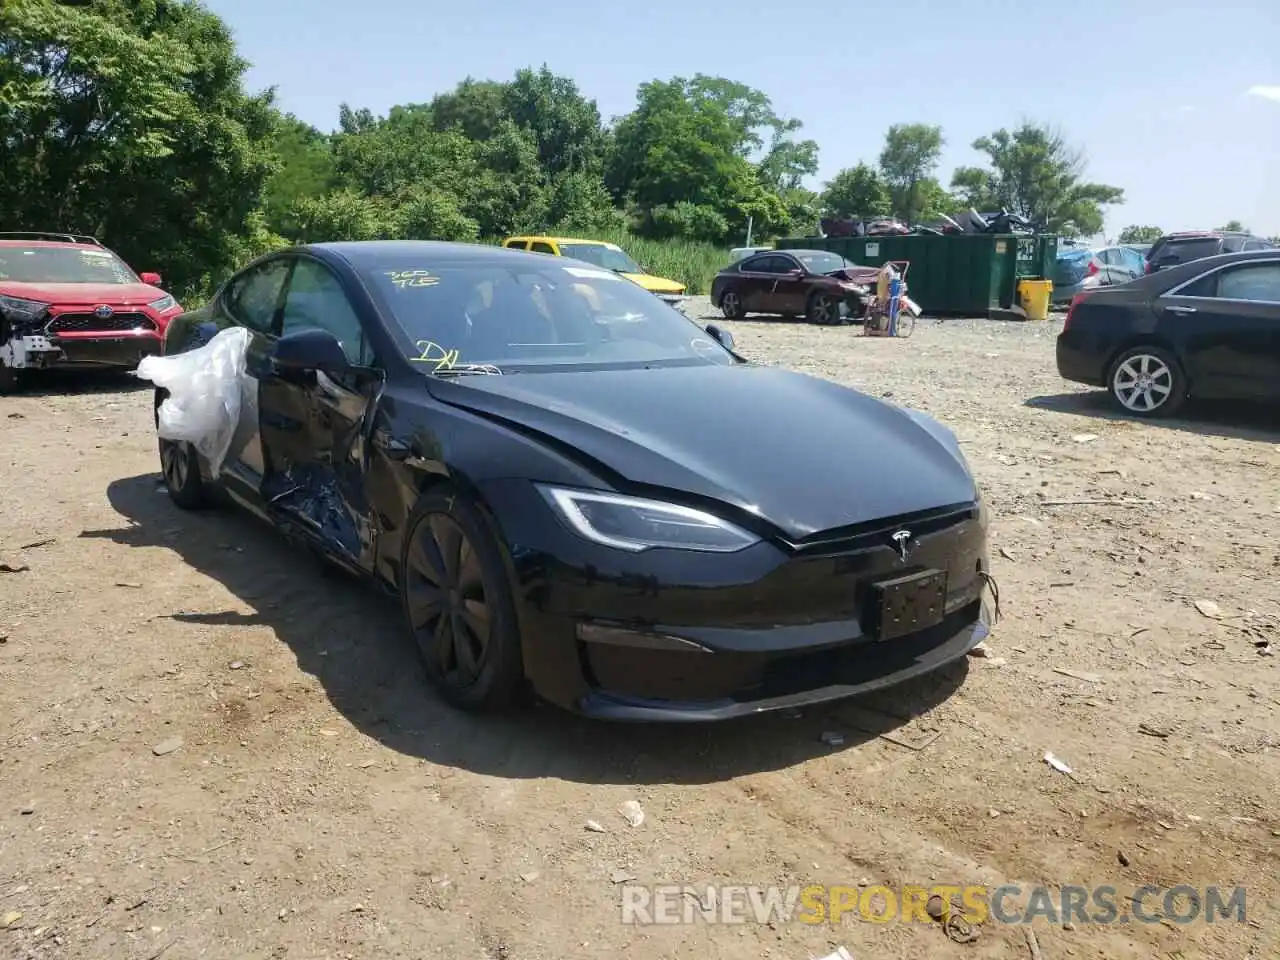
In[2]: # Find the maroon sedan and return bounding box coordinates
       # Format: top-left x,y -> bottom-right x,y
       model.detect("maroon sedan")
710,249 -> 880,325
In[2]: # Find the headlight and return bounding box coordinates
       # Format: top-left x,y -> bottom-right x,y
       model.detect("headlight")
0,295 -> 49,320
148,294 -> 177,311
538,485 -> 759,553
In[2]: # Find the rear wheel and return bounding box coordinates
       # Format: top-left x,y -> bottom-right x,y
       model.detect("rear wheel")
399,490 -> 525,712
720,290 -> 745,320
1108,345 -> 1186,418
0,366 -> 18,395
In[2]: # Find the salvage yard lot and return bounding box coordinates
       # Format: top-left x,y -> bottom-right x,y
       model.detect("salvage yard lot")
2,306 -> 1278,960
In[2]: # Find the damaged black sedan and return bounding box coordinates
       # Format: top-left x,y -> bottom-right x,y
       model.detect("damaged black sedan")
151,241 -> 995,721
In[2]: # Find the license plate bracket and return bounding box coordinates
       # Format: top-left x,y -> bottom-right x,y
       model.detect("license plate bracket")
869,569 -> 948,641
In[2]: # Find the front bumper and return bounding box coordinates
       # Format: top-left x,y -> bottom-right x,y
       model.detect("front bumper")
49,330 -> 163,368
478,479 -> 991,722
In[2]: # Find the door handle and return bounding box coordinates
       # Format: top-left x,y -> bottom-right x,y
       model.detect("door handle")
1165,305 -> 1197,314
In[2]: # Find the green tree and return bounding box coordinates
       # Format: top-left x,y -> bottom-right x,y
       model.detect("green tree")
0,0 -> 278,297
820,163 -> 891,218
263,114 -> 335,240
878,123 -> 944,223
1217,220 -> 1245,232
1118,225 -> 1163,244
428,77 -> 507,142
606,75 -> 808,242
950,122 -> 1124,237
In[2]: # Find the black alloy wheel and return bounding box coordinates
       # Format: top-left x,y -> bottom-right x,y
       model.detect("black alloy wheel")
400,491 -> 524,711
720,289 -> 745,319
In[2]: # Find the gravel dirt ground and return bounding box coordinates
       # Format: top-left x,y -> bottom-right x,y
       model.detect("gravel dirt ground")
2,300 -> 1278,960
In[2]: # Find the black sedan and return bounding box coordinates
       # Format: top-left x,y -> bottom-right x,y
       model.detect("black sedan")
1056,249 -> 1280,417
152,241 -> 994,721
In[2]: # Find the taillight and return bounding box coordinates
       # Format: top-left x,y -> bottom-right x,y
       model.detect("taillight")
1144,260 -> 1154,274
1086,259 -> 1099,277
1064,294 -> 1084,330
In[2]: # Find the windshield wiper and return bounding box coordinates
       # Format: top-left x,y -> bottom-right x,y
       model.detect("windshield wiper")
433,362 -> 503,377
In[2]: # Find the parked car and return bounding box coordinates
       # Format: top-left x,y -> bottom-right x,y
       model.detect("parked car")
501,235 -> 686,304
710,249 -> 882,324
1145,231 -> 1274,274
1056,249 -> 1280,417
0,231 -> 181,392
1124,243 -> 1153,260
153,240 -> 994,721
1051,245 -> 1145,304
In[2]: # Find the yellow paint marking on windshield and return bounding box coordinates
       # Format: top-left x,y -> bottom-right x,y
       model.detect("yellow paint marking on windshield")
385,269 -> 440,289
409,340 -> 459,371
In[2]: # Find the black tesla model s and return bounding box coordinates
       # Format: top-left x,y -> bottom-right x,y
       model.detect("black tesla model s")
154,241 -> 994,721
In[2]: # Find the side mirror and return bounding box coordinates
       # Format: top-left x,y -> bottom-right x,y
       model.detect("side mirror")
705,323 -> 735,352
273,328 -> 350,373
140,271 -> 163,286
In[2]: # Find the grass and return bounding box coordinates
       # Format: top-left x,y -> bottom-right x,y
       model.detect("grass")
577,228 -> 733,295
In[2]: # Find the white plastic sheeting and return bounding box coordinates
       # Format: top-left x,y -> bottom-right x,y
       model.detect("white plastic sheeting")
136,326 -> 252,478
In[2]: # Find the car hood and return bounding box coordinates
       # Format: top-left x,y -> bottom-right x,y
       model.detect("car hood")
428,364 -> 976,541
0,281 -> 165,306
620,272 -> 685,294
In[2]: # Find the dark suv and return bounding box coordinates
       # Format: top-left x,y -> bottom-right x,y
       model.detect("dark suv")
1146,231 -> 1274,274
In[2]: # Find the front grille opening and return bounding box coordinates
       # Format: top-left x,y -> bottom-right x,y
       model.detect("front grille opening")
48,312 -> 155,334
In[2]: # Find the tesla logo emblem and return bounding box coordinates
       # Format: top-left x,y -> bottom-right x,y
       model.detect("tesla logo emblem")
891,529 -> 913,563
93,305 -> 114,319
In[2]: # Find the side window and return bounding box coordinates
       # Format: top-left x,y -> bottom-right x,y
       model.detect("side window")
1243,240 -> 1267,252
1217,263 -> 1280,303
280,259 -> 373,365
530,242 -> 557,255
1221,236 -> 1245,254
1124,249 -> 1143,273
749,255 -> 789,274
1177,272 -> 1218,298
1098,249 -> 1115,266
504,239 -> 528,250
226,259 -> 291,333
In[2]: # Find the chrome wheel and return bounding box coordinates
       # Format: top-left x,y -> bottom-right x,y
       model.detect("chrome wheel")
405,513 -> 491,688
1112,353 -> 1173,413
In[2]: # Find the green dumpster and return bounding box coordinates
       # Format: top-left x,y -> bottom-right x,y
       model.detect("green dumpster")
774,234 -> 1060,315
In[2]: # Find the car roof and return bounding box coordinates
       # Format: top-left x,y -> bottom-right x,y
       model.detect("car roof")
760,249 -> 835,257
311,239 -> 636,274
0,239 -> 95,249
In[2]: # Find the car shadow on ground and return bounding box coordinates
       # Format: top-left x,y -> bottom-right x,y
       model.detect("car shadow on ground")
1026,391 -> 1279,443
9,369 -> 148,397
82,473 -> 970,786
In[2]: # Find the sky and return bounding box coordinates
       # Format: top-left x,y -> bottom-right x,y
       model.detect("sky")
208,0 -> 1280,241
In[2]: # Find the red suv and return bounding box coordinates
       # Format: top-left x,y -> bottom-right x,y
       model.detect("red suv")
0,232 -> 183,392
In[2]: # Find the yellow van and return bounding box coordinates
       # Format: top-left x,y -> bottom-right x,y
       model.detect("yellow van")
502,236 -> 686,304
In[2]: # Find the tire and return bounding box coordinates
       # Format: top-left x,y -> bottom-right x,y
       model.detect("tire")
806,291 -> 840,325
399,489 -> 525,712
0,366 -> 18,395
159,438 -> 210,509
1108,345 -> 1187,418
719,289 -> 745,319
895,314 -> 917,338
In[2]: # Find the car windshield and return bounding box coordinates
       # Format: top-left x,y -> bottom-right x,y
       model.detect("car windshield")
557,243 -> 644,274
0,245 -> 138,284
367,258 -> 735,373
794,251 -> 850,274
